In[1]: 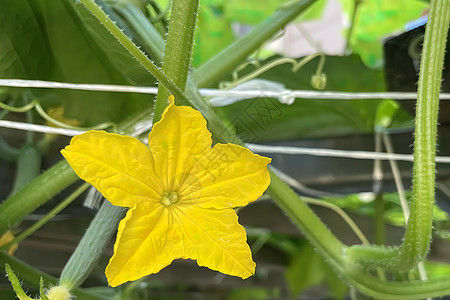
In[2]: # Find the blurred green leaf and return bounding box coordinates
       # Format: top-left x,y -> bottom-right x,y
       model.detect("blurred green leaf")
194,2 -> 235,66
228,287 -> 278,300
345,0 -> 428,68
285,243 -> 324,297
374,99 -> 400,129
321,260 -> 348,299
425,261 -> 450,279
0,0 -> 52,79
216,54 -> 413,141
193,0 -> 327,65
0,0 -> 154,126
225,0 -> 327,25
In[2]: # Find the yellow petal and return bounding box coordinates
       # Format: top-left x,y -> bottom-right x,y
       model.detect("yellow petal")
148,100 -> 212,191
106,202 -> 184,287
0,231 -> 18,255
61,131 -> 162,208
180,143 -> 271,209
173,205 -> 255,279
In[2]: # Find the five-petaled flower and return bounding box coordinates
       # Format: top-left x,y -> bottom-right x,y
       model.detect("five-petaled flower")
61,96 -> 271,287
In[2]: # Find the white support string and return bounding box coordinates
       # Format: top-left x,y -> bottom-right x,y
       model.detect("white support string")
246,143 -> 450,164
2,79 -> 450,163
1,120 -> 450,164
2,79 -> 450,101
0,120 -> 85,136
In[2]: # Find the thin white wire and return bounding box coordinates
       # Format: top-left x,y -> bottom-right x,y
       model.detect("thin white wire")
0,120 -> 85,136
2,79 -> 450,163
0,79 -> 159,94
246,143 -> 450,164
2,79 -> 450,100
2,120 -> 450,164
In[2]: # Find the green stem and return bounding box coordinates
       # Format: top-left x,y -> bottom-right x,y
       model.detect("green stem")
59,201 -> 125,289
302,196 -> 369,245
0,160 -> 78,237
374,194 -> 385,245
372,132 -> 385,245
266,168 -> 345,270
347,0 -> 450,271
0,183 -> 90,253
113,3 -> 164,62
10,145 -> 42,196
398,0 -> 449,269
78,0 -> 188,104
346,0 -> 362,51
192,0 -> 316,88
346,268 -> 450,300
154,0 -> 200,122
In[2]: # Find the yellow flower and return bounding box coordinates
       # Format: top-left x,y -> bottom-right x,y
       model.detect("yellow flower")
61,96 -> 271,287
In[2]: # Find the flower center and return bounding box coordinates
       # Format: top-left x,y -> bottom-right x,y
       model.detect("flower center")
160,191 -> 179,207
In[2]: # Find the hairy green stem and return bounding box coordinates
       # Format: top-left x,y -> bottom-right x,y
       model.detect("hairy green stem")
347,0 -> 450,271
113,3 -> 164,62
0,160 -> 78,237
266,169 -> 345,268
398,0 -> 449,269
78,0 -> 188,104
60,200 -> 125,289
192,0 -> 315,88
154,0 -> 200,122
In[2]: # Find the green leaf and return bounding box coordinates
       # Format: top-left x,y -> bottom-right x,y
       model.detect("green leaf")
216,54 -> 413,141
194,3 -> 234,66
347,0 -> 429,68
425,261 -> 450,279
374,99 -> 400,129
321,260 -> 348,299
285,243 -> 324,296
228,287 -> 278,300
0,0 -> 52,79
225,0 -> 327,25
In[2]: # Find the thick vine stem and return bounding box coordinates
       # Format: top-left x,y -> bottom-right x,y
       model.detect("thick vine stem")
0,160 -> 78,237
153,0 -> 200,122
60,201 -> 125,289
399,0 -> 450,269
347,0 -> 450,271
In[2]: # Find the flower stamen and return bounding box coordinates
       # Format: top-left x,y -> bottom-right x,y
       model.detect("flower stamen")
160,191 -> 179,207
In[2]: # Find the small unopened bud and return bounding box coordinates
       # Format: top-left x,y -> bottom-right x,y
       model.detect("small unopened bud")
311,73 -> 327,90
